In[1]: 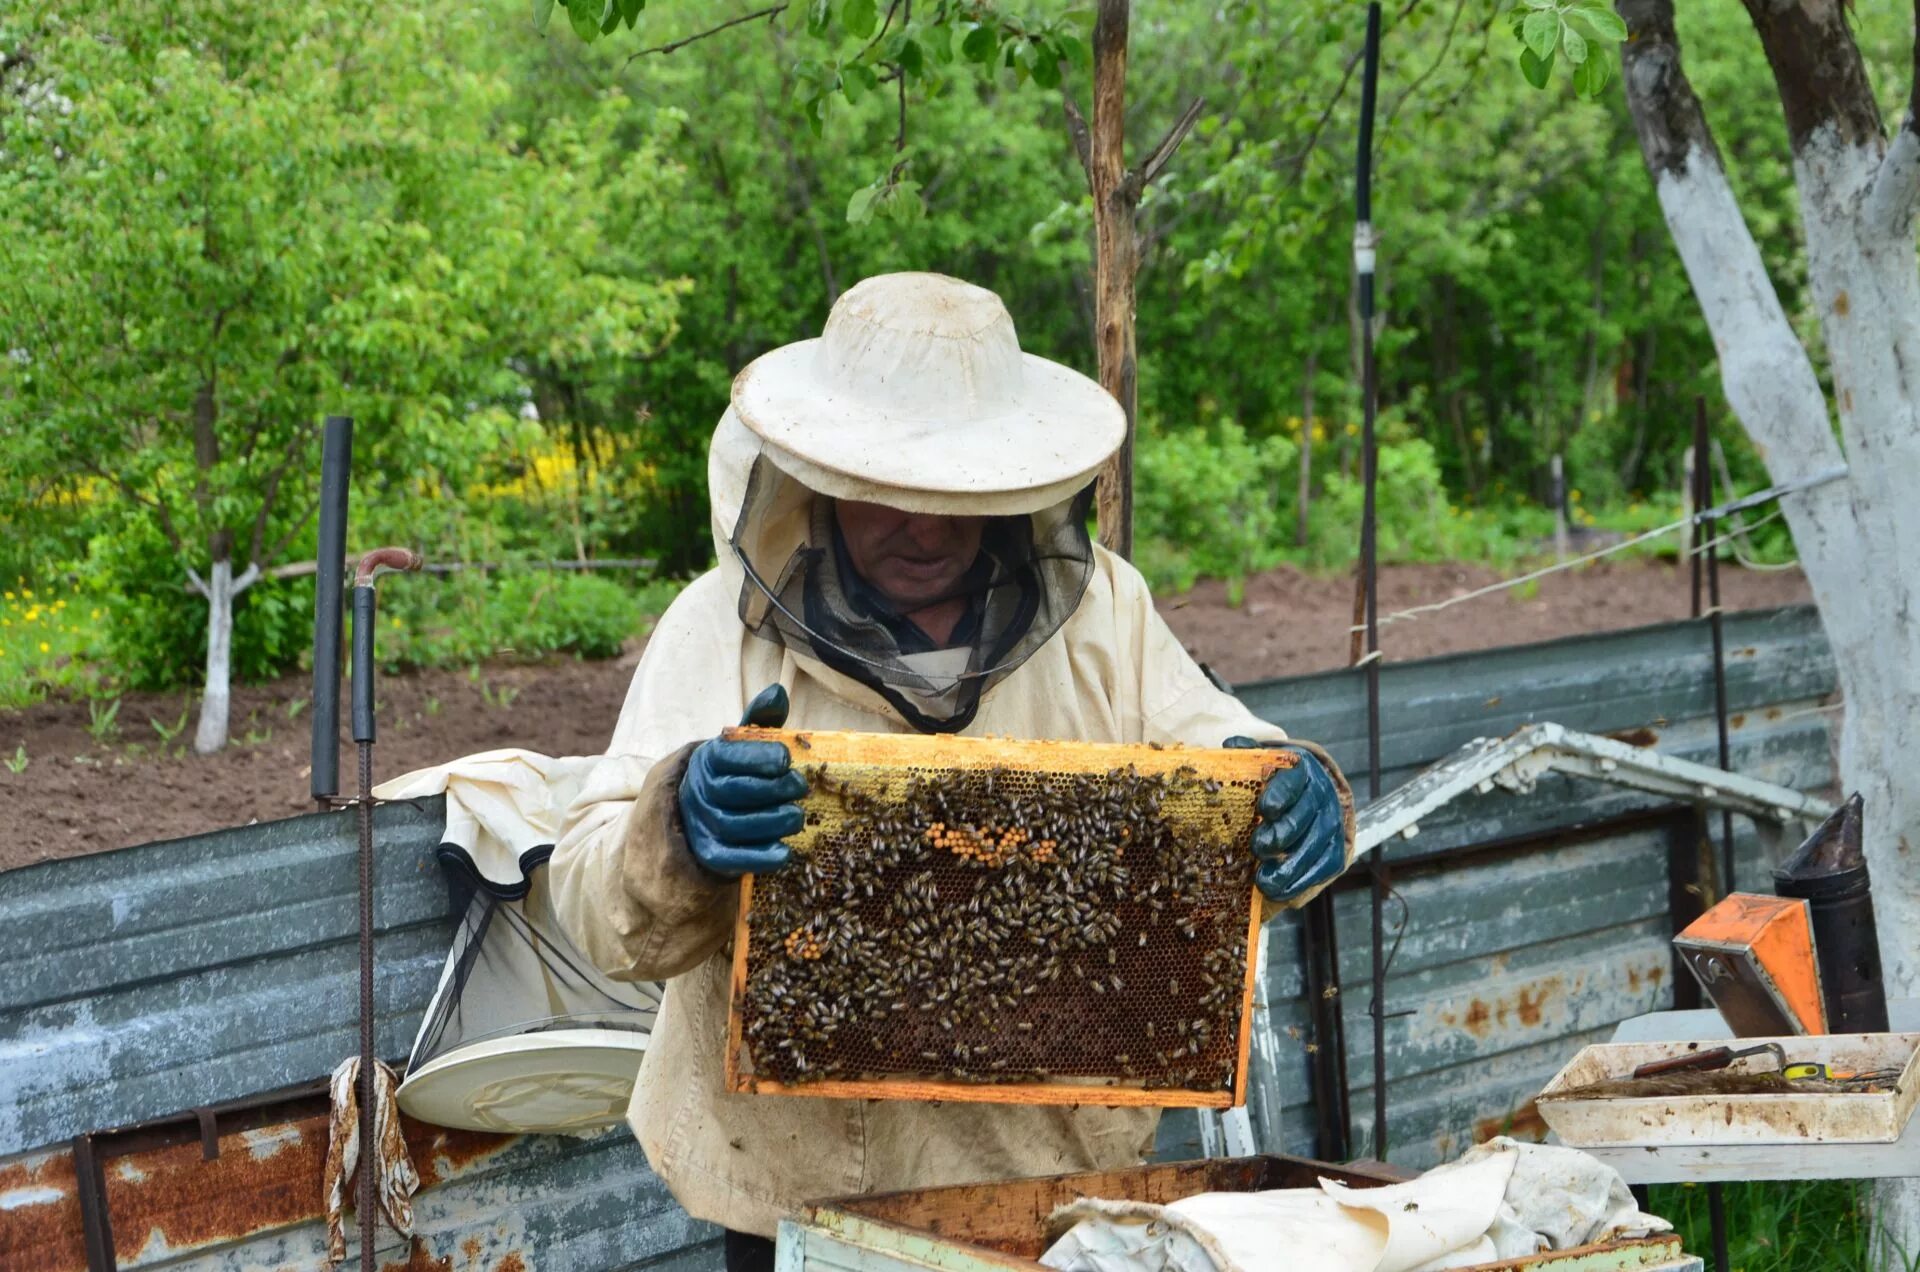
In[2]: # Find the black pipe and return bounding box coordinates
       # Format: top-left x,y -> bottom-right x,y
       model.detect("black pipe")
311,417 -> 353,806
1774,795 -> 1888,1033
1356,0 -> 1390,1162
352,586 -> 377,745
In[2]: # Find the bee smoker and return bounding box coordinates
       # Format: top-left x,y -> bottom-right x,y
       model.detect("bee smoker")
1773,794 -> 1889,1034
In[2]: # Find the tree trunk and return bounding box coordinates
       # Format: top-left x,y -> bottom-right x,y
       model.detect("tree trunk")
1091,0 -> 1139,559
193,558 -> 238,756
1618,0 -> 1920,1244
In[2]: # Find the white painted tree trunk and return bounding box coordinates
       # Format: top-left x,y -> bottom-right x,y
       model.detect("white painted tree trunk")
191,559 -> 261,756
1635,108 -> 1920,1263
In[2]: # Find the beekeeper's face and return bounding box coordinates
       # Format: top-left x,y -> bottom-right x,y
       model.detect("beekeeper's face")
833,499 -> 986,612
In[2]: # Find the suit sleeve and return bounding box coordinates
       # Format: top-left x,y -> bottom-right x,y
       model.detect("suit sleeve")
548,574 -> 747,981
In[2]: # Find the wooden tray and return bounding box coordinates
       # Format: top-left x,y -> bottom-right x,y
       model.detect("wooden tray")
723,729 -> 1290,1107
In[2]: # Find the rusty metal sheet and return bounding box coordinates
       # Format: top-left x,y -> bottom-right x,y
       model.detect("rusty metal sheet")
0,1109 -> 717,1271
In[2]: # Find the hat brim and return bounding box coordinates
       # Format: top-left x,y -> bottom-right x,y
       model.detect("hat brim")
732,338 -> 1124,517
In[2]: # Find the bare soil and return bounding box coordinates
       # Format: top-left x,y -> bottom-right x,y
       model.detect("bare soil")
0,560 -> 1811,872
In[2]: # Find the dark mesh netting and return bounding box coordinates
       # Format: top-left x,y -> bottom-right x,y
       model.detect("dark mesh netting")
729,455 -> 1096,732
405,869 -> 660,1075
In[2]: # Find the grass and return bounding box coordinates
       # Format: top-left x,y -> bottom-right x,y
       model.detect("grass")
1648,1179 -> 1900,1271
0,579 -> 110,710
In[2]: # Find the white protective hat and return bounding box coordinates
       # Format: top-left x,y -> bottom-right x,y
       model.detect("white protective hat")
729,272 -> 1124,517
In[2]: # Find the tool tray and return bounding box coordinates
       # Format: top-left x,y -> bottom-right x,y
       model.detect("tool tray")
1536,1032 -> 1920,1147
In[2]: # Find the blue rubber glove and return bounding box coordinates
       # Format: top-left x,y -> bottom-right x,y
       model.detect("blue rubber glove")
679,685 -> 808,879
1225,737 -> 1347,902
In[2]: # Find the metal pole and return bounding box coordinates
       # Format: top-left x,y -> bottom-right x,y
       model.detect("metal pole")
348,547 -> 421,1270
1691,397 -> 1733,1272
1354,0 -> 1390,1162
1692,400 -> 1736,896
352,579 -> 377,1272
311,416 -> 353,810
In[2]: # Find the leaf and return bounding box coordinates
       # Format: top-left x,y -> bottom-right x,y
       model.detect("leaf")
840,63 -> 878,103
883,180 -> 924,222
842,0 -> 878,40
533,0 -> 556,34
566,0 -> 604,41
1560,24 -> 1588,65
898,38 -> 924,76
1565,4 -> 1628,44
600,1 -> 622,36
1031,47 -> 1062,88
1521,10 -> 1558,60
618,0 -> 645,29
1523,0 -> 1555,8
807,0 -> 832,37
1573,49 -> 1614,97
1519,44 -> 1554,90
1056,34 -> 1091,67
847,184 -> 881,224
961,23 -> 998,64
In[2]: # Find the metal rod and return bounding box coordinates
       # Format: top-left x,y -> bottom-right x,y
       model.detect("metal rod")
1708,1180 -> 1730,1272
1691,401 -> 1736,896
1693,397 -> 1734,1272
1354,0 -> 1389,1162
356,737 -> 376,1272
311,416 -> 353,809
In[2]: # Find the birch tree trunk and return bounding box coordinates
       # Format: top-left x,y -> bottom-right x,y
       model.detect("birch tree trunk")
190,555 -> 262,755
1618,0 -> 1920,1249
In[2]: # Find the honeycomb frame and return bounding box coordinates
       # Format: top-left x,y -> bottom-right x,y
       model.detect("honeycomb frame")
722,728 -> 1289,1108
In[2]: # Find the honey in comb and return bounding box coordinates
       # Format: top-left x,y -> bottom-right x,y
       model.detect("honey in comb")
731,738 -> 1273,1100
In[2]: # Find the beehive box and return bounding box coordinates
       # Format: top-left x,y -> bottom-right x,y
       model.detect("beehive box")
784,1156 -> 1701,1272
722,728 -> 1295,1107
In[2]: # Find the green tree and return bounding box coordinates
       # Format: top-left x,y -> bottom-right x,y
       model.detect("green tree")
0,1 -> 684,749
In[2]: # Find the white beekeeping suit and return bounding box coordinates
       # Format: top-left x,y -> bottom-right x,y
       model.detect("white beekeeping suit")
549,273 -> 1358,1238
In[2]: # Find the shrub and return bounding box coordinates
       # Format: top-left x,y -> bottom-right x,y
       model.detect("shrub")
1134,421 -> 1297,596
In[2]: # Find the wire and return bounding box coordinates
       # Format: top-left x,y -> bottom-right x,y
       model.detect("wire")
1346,471 -> 1835,635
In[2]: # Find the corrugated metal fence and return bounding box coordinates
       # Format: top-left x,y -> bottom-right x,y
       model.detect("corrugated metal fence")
0,605 -> 1837,1268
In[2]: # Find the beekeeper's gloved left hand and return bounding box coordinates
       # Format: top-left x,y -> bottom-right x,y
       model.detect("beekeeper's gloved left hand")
679,685 -> 808,879
1225,737 -> 1347,902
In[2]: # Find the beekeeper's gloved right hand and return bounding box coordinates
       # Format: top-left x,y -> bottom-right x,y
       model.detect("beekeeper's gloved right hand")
679,685 -> 808,879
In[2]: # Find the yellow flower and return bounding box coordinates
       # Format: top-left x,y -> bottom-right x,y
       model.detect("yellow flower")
2,592 -> 11,601
1345,423 -> 1359,437
1570,489 -> 1583,502
90,608 -> 102,620
38,641 -> 49,653
21,589 -> 31,599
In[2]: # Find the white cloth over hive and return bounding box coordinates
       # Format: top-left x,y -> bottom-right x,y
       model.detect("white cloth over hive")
1038,1140 -> 1669,1272
373,751 -> 662,1134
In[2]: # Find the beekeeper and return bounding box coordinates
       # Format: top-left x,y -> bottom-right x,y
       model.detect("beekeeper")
550,272 -> 1357,1271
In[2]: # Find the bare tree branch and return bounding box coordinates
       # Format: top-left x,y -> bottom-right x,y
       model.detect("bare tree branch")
626,3 -> 788,63
1062,89 -> 1093,188
1136,96 -> 1206,191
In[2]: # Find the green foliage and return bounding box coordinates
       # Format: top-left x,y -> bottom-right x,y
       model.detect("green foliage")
1134,422 -> 1297,595
90,525 -> 315,693
373,571 -> 677,670
1508,0 -> 1626,98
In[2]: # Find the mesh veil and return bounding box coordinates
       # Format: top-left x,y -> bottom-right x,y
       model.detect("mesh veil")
405,869 -> 660,1074
730,455 -> 1095,732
